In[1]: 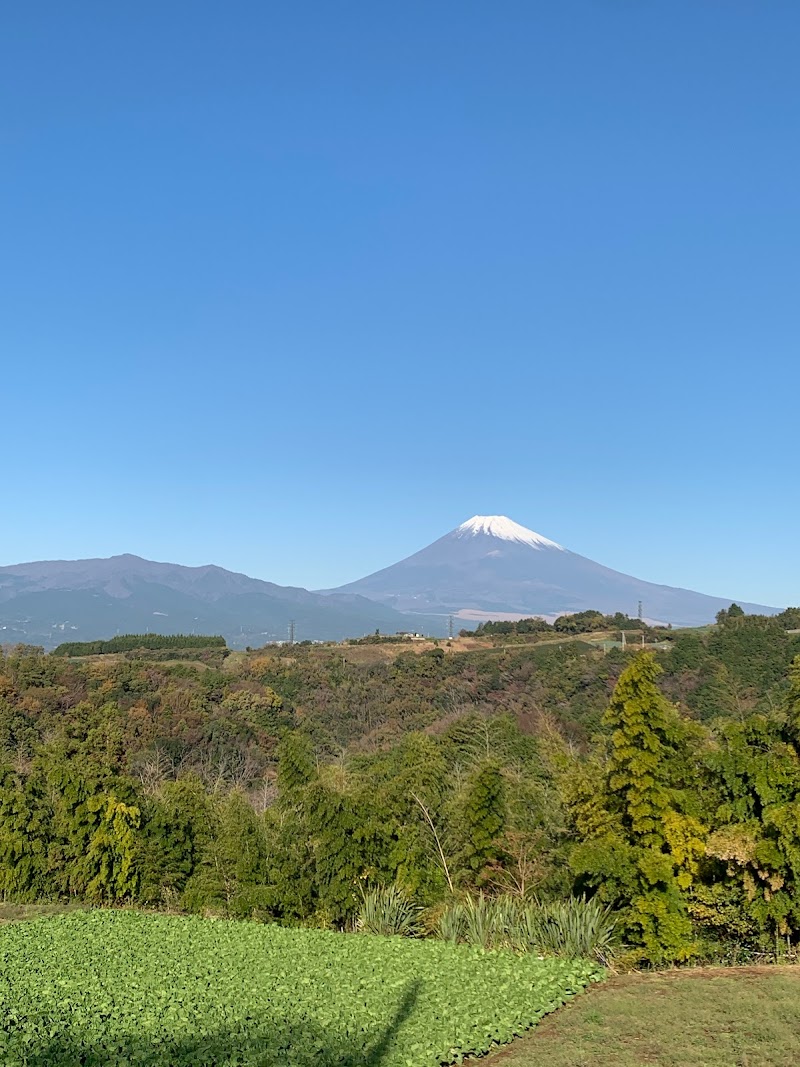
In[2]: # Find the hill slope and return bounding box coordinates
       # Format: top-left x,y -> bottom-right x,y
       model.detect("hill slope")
0,554 -> 439,649
329,515 -> 779,627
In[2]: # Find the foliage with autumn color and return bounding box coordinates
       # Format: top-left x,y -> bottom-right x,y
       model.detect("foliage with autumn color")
0,608 -> 799,963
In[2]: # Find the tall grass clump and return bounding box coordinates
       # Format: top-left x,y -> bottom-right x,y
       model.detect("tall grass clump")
520,897 -> 617,964
356,885 -> 421,937
435,902 -> 464,944
434,894 -> 617,963
462,893 -> 502,949
435,894 -> 513,950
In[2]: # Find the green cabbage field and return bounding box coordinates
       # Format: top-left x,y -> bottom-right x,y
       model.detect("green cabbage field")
0,911 -> 601,1066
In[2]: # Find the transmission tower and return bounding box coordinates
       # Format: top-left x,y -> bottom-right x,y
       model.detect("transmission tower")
288,620 -> 295,645
448,614 -> 454,639
637,600 -> 643,623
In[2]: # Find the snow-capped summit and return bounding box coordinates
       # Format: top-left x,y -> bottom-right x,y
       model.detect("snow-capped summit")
456,515 -> 563,551
329,514 -> 779,626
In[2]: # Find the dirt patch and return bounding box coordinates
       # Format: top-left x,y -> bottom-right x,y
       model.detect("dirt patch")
623,963 -> 800,981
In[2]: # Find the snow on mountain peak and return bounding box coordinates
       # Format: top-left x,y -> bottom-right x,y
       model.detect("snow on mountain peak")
455,516 -> 564,551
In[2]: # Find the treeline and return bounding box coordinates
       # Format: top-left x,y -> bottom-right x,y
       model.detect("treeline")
717,604 -> 800,629
461,609 -> 666,637
464,605 -> 800,639
52,634 -> 227,657
0,611 -> 800,965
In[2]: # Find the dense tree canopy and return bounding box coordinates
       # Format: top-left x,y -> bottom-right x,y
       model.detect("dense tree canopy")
1,607 -> 800,963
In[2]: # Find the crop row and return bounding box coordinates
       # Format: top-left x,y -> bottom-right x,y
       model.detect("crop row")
0,911 -> 601,1066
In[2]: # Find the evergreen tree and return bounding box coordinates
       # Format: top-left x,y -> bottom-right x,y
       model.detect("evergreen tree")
785,655 -> 800,749
0,769 -> 50,901
603,653 -> 681,846
458,761 -> 506,883
138,775 -> 211,904
276,731 -> 316,800
81,794 -> 141,903
702,692 -> 800,949
570,654 -> 702,963
369,733 -> 452,900
183,790 -> 270,917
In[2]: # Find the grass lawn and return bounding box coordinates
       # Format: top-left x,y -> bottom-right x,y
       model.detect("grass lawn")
491,966 -> 800,1067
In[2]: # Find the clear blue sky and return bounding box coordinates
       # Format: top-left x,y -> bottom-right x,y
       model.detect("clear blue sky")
2,2 -> 798,606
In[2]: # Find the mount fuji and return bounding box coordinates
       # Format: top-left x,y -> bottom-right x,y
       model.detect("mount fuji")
328,515 -> 780,627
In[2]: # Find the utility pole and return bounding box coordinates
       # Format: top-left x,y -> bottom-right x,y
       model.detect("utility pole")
288,620 -> 295,645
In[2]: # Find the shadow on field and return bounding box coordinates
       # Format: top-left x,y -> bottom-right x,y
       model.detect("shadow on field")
19,981 -> 421,1067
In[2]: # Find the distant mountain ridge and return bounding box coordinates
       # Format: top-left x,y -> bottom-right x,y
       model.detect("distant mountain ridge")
0,554 -> 439,649
0,516 -> 782,649
328,515 -> 780,627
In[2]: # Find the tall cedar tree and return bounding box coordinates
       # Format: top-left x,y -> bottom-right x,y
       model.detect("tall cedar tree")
571,654 -> 701,963
603,653 -> 682,847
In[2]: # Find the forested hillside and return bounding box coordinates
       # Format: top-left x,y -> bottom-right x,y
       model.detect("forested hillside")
1,609 -> 800,965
